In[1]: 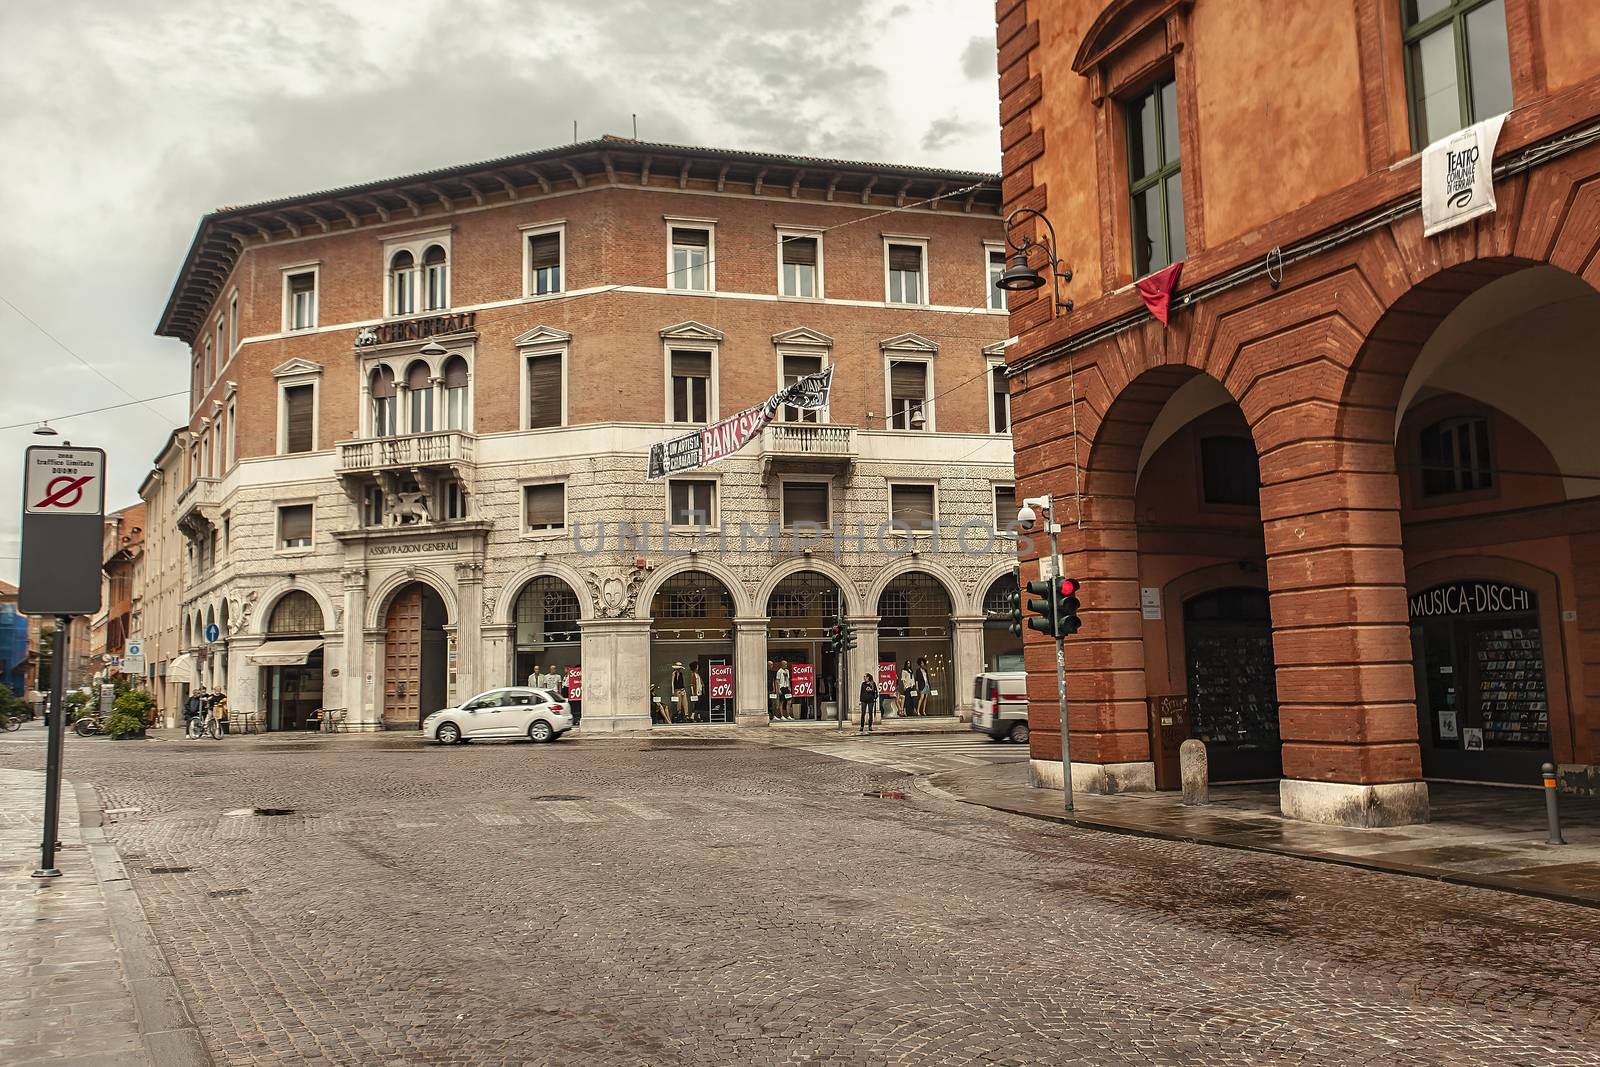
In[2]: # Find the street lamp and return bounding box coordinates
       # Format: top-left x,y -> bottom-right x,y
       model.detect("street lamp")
909,406 -> 927,431
32,421 -> 58,437
999,207 -> 1074,316
419,339 -> 448,356
1017,493 -> 1074,812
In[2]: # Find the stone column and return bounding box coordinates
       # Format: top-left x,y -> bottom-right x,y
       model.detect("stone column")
341,569 -> 367,726
575,618 -> 652,732
453,560 -> 484,701
851,615 -> 881,720
951,614 -> 986,722
320,627 -> 344,720
481,624 -> 514,690
734,616 -> 769,726
361,628 -> 385,729
230,635 -> 262,723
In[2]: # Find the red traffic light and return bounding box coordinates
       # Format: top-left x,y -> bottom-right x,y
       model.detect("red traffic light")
1058,577 -> 1081,596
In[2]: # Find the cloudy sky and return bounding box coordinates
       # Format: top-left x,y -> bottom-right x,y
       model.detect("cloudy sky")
0,0 -> 1001,584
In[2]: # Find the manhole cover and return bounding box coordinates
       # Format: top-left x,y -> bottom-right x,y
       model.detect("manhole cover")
207,888 -> 250,899
148,866 -> 192,874
531,795 -> 586,802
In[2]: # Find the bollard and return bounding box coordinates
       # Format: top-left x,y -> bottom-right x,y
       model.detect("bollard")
1543,762 -> 1566,846
1180,739 -> 1209,806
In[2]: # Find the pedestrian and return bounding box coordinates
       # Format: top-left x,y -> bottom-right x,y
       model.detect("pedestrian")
183,688 -> 202,732
212,691 -> 230,735
901,666 -> 917,716
915,658 -> 932,716
858,673 -> 878,734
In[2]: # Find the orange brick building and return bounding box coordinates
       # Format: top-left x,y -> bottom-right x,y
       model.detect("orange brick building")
998,0 -> 1600,823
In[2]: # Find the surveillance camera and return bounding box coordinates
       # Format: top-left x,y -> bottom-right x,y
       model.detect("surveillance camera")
1016,504 -> 1036,532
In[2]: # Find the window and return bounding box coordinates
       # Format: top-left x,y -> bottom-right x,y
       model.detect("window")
370,366 -> 397,437
442,479 -> 468,520
889,483 -> 936,532
669,226 -> 711,291
994,484 -> 1017,533
1200,436 -> 1261,506
888,360 -> 929,431
190,355 -> 201,410
987,247 -> 1007,310
524,483 -> 565,531
390,250 -> 417,316
282,384 -> 315,454
669,480 -> 716,528
671,350 -> 711,423
1404,0 -> 1512,147
781,481 -> 830,528
1419,415 -> 1493,496
528,230 -> 562,295
526,352 -> 563,429
781,353 -> 823,423
225,399 -> 236,468
268,590 -> 322,634
422,244 -> 449,310
443,356 -> 469,430
1128,76 -> 1184,277
286,271 -> 317,330
406,361 -> 434,433
886,242 -> 925,304
216,319 -> 226,372
990,363 -> 1010,434
361,485 -> 385,527
228,291 -> 239,353
203,337 -> 213,387
780,234 -> 819,298
278,504 -> 313,549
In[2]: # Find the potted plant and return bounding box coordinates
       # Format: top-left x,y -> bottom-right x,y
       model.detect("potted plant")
107,689 -> 154,739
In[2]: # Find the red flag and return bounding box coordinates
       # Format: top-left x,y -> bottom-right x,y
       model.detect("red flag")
1135,261 -> 1184,325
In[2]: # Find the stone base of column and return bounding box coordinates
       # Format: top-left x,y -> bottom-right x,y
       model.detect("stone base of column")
575,713 -> 653,734
735,713 -> 770,728
1029,759 -> 1156,795
1279,778 -> 1430,827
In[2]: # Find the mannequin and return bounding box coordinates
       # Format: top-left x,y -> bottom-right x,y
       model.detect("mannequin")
671,662 -> 689,721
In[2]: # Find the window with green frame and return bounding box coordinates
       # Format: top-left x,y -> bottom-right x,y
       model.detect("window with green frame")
1402,0 -> 1513,149
1127,76 -> 1184,278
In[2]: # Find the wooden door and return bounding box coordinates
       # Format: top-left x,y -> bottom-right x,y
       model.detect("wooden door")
384,586 -> 423,728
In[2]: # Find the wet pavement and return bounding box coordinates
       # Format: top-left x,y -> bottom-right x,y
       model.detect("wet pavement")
934,764 -> 1600,906
3,729 -> 1600,1064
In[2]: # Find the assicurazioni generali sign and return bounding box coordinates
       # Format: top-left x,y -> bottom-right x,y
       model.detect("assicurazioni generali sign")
355,311 -> 477,348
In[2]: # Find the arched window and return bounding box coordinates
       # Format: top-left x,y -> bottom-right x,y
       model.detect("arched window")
443,356 -> 469,431
268,591 -> 324,635
370,366 -> 397,437
390,250 -> 417,316
406,361 -> 434,434
1419,415 -> 1493,496
422,245 -> 449,311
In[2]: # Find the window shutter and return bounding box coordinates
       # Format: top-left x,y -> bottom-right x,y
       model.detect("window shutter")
782,354 -> 822,383
993,485 -> 1016,528
672,351 -> 712,378
370,366 -> 396,398
443,357 -> 468,389
782,236 -> 817,265
284,385 -> 314,454
289,272 -> 314,296
527,354 -> 562,429
672,227 -> 709,248
525,483 -> 565,528
529,233 -> 560,270
783,482 -> 829,526
280,505 -> 312,543
890,485 -> 935,530
888,244 -> 922,272
889,360 -> 926,400
406,362 -> 431,390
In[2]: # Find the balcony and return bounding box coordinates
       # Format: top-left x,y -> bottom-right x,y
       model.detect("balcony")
175,477 -> 221,538
759,423 -> 857,479
337,430 -> 475,473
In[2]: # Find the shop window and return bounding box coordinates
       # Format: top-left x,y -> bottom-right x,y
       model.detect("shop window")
993,484 -> 1016,533
888,360 -> 929,431
1403,0 -> 1512,148
281,383 -> 315,455
1200,436 -> 1260,506
286,270 -> 317,330
1127,75 -> 1184,277
528,230 -> 562,295
669,480 -> 716,528
524,483 -> 565,531
780,234 -> 818,297
782,481 -> 830,529
669,226 -> 711,291
526,352 -> 563,429
1419,415 -> 1493,496
886,242 -> 925,304
278,504 -> 313,549
370,366 -> 397,437
781,353 -> 823,423
670,350 -> 711,424
443,356 -> 469,431
889,483 -> 936,532
514,577 -> 581,646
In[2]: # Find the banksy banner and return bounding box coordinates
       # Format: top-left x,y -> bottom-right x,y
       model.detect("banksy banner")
1421,113 -> 1507,237
647,366 -> 834,479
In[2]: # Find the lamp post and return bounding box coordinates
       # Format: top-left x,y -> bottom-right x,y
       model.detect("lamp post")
996,207 -> 1074,317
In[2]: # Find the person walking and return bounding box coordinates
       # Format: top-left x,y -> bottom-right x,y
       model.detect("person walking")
212,691 -> 230,736
915,658 -> 932,717
774,661 -> 792,720
858,673 -> 878,734
900,666 -> 918,716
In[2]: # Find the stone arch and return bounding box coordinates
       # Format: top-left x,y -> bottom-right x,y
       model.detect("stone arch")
634,556 -> 754,619
493,561 -> 596,625
365,569 -> 459,631
253,580 -> 337,637
972,556 -> 1024,616
753,557 -> 863,618
864,557 -> 966,616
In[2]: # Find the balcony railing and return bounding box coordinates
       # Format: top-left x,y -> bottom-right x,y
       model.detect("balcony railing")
762,423 -> 857,457
338,430 -> 475,472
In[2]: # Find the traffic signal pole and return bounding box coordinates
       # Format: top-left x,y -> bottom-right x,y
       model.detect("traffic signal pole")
1045,499 -> 1074,813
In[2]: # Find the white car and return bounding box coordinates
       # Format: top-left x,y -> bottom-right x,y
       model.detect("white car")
423,688 -> 573,744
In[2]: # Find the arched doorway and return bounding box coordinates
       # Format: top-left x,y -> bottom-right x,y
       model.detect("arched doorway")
512,576 -> 582,710
766,572 -> 844,721
1182,588 -> 1279,782
649,571 -> 735,724
383,582 -> 448,728
877,572 -> 954,717
262,590 -> 325,732
981,574 -> 1024,671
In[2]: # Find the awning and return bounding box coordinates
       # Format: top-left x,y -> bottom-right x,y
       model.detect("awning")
167,653 -> 195,685
246,639 -> 324,667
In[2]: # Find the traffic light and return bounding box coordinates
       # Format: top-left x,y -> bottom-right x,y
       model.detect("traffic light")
1025,578 -> 1056,636
825,621 -> 845,654
842,620 -> 858,650
1025,575 -> 1084,638
1007,567 -> 1024,637
1055,577 -> 1082,637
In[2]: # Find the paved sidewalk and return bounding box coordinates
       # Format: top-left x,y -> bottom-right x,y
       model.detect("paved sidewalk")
0,767 -> 209,1066
932,762 -> 1600,907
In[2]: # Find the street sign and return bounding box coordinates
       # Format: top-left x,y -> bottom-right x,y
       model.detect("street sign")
565,666 -> 582,702
205,622 -> 221,643
709,664 -> 734,700
19,445 -> 106,617
123,639 -> 145,675
790,663 -> 815,699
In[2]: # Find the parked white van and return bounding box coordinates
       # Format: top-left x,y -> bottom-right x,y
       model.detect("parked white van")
971,671 -> 1028,743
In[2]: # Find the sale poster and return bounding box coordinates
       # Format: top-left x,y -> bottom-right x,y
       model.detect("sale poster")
791,663 -> 816,698
877,662 -> 898,694
565,667 -> 582,702
709,664 -> 734,700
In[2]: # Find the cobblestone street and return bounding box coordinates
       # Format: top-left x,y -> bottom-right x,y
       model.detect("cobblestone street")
5,732 -> 1600,1066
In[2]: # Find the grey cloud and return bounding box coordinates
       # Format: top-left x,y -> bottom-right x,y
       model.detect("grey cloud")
961,35 -> 995,80
922,114 -> 983,152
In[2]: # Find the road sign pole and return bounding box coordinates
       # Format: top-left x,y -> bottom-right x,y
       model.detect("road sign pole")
1045,494 -> 1074,814
33,615 -> 69,879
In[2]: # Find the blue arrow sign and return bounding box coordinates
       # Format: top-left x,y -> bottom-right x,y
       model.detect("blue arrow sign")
205,623 -> 220,643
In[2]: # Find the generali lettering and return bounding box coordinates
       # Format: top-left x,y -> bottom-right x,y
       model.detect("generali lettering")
370,541 -> 459,556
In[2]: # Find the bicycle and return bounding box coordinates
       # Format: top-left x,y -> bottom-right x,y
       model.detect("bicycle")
185,709 -> 222,740
73,713 -> 103,737
0,711 -> 20,732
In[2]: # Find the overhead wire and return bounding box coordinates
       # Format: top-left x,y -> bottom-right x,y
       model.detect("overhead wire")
0,391 -> 189,432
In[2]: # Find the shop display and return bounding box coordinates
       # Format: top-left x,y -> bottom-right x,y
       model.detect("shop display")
1472,626 -> 1549,747
1186,629 -> 1279,750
